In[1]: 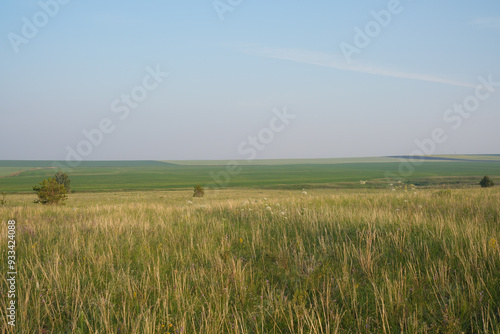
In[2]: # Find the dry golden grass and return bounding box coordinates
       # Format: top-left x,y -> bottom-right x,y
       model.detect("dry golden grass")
0,187 -> 499,333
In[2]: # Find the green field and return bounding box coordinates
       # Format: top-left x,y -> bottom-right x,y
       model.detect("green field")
0,157 -> 499,193
0,167 -> 38,178
163,157 -> 404,166
164,155 -> 500,165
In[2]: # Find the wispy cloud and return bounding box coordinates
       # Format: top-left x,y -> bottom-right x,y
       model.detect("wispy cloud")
469,17 -> 500,29
238,45 -> 475,88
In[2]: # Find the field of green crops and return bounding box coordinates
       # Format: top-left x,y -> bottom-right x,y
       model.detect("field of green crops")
1,158 -> 500,193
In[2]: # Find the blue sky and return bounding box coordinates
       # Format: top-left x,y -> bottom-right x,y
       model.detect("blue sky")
1,0 -> 499,160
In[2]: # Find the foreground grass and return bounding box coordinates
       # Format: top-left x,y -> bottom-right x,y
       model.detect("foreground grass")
0,188 -> 499,333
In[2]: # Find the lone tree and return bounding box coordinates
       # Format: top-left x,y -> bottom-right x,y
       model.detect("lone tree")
479,176 -> 495,188
54,171 -> 71,193
193,185 -> 205,198
33,177 -> 67,204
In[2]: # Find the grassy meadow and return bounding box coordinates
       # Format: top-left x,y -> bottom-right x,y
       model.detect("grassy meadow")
1,187 -> 499,333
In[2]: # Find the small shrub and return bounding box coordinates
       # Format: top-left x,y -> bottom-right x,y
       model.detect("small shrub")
33,177 -> 67,204
0,193 -> 7,205
435,189 -> 452,197
193,185 -> 205,198
479,176 -> 494,188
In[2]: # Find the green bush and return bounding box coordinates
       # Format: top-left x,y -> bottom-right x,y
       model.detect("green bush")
435,189 -> 452,197
33,177 -> 67,204
193,185 -> 205,198
479,176 -> 494,188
